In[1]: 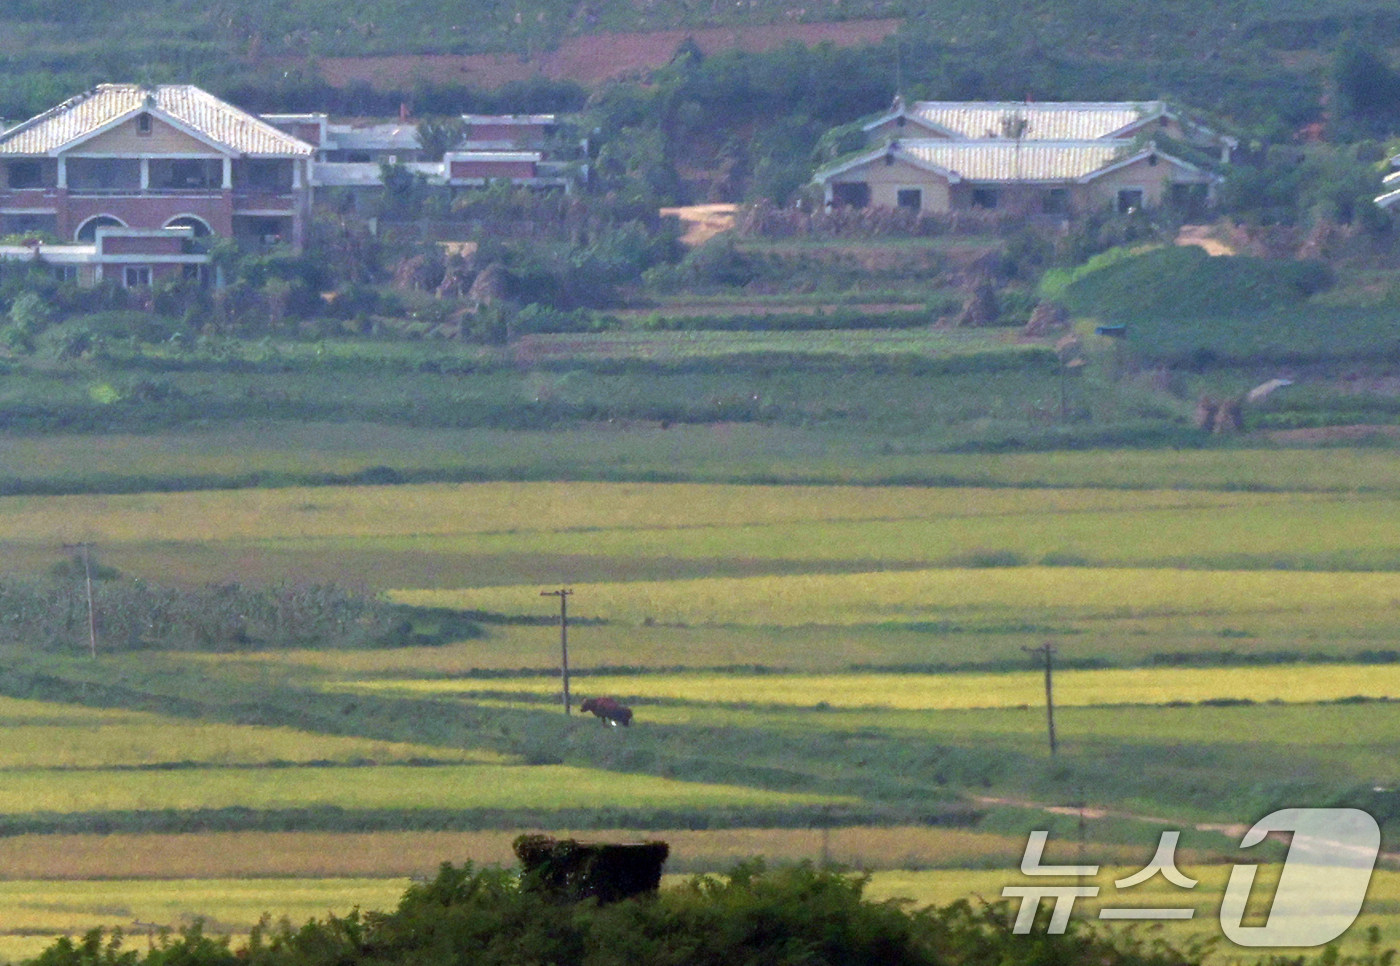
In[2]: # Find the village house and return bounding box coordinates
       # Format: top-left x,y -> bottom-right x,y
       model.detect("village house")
1373,154 -> 1400,211
0,84 -> 315,254
815,139 -> 1217,218
260,112 -> 579,213
813,99 -> 1228,219
861,98 -> 1237,162
0,225 -> 210,288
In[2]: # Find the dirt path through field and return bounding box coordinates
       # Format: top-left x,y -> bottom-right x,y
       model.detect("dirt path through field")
974,795 -> 1400,865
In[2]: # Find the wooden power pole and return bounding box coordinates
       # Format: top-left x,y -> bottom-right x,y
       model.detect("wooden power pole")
1022,642 -> 1058,754
62,542 -> 98,659
541,589 -> 573,715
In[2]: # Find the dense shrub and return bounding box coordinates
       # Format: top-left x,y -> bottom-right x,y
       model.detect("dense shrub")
0,578 -> 449,652
23,862 -> 1212,966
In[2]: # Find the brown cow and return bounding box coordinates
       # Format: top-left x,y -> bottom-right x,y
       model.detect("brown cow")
579,697 -> 633,727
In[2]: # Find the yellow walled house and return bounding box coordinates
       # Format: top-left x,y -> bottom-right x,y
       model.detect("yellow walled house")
812,139 -> 1218,219
0,84 -> 315,251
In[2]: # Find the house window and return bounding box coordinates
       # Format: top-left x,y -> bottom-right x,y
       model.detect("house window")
6,161 -> 43,189
1043,188 -> 1070,215
137,113 -> 152,136
896,188 -> 922,212
971,188 -> 999,209
3,212 -> 56,234
1168,183 -> 1209,219
53,266 -> 78,283
1117,188 -> 1145,214
123,266 -> 152,288
155,159 -> 217,189
236,159 -> 293,192
831,181 -> 871,208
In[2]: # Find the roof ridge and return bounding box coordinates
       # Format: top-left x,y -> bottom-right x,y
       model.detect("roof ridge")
0,86 -> 103,145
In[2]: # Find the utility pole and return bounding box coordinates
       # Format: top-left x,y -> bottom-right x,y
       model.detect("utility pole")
62,542 -> 97,659
541,589 -> 573,715
1022,642 -> 1057,754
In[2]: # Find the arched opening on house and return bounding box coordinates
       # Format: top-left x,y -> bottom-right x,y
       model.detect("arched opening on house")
164,215 -> 212,237
75,215 -> 126,242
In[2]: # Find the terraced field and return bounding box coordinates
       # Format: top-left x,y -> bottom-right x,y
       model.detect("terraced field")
0,454 -> 1396,961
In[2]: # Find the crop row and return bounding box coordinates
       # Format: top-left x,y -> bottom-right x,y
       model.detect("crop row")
0,764 -> 846,816
347,665 -> 1400,712
3,426 -> 1400,498
0,481 -> 1304,547
0,826 -> 1029,880
348,495 -> 1400,576
393,566 -> 1400,628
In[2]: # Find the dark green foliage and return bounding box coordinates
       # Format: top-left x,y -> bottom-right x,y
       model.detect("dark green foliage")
0,578 -> 443,653
514,834 -> 669,903
1218,144 -> 1387,229
21,862 -> 1213,966
1331,40 -> 1400,137
415,117 -> 469,162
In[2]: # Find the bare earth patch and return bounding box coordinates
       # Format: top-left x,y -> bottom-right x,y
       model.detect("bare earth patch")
1175,225 -> 1236,257
277,20 -> 901,89
661,204 -> 738,247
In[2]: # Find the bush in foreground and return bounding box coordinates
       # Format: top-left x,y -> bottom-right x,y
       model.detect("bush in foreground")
25,862 -> 1215,966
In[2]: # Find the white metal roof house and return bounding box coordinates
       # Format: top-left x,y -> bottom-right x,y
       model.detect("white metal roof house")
812,138 -> 1218,218
0,84 -> 315,251
1373,164 -> 1400,211
862,98 -> 1237,162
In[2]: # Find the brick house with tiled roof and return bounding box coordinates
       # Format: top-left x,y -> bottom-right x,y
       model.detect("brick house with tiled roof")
0,84 -> 315,250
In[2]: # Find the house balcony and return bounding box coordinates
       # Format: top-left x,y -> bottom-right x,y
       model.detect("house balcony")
66,187 -> 226,198
231,190 -> 297,211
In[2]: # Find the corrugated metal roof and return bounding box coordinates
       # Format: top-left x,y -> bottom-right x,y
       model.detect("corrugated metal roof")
898,140 -> 1132,181
445,151 -> 542,163
312,161 -> 443,187
0,84 -> 314,157
461,114 -> 555,125
325,124 -> 420,151
905,101 -> 1164,141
